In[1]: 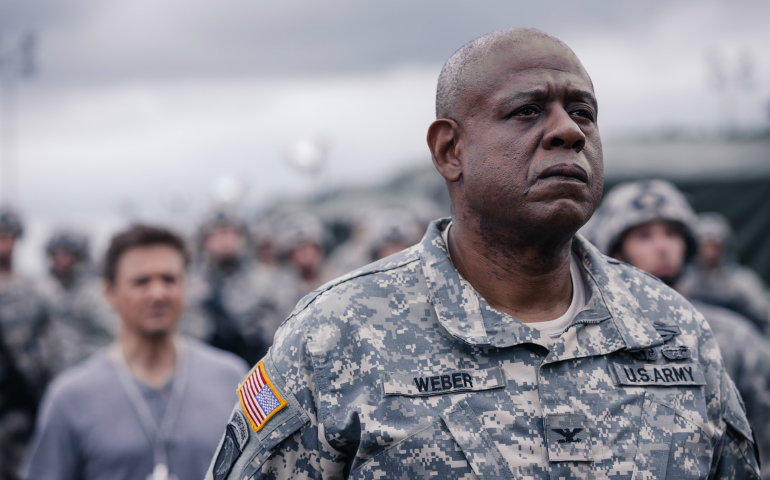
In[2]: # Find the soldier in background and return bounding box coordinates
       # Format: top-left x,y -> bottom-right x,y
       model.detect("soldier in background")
275,213 -> 327,294
40,229 -> 117,374
0,208 -> 52,480
366,210 -> 421,261
679,212 -> 770,331
182,210 -> 302,366
322,209 -> 422,281
589,179 -> 770,475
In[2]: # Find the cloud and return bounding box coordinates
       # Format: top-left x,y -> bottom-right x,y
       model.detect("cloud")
4,0 -> 770,214
4,0 -> 742,84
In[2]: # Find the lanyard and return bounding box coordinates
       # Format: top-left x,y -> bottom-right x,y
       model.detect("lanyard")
111,340 -> 189,480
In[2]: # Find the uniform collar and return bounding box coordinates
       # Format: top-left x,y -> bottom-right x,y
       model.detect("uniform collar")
418,219 -> 664,356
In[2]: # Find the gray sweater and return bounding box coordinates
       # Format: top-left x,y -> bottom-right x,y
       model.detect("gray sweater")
21,339 -> 248,480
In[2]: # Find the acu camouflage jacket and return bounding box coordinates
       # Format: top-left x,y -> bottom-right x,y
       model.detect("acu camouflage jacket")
208,219 -> 760,480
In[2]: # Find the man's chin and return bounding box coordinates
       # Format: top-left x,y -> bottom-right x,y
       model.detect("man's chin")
138,323 -> 176,339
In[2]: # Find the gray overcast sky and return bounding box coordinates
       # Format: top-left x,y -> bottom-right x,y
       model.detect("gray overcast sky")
1,0 -> 769,273
2,0 -> 768,83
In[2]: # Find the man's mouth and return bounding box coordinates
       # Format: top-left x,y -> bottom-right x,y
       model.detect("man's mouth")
536,164 -> 589,184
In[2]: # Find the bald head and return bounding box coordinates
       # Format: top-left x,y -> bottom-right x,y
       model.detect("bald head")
436,28 -> 584,119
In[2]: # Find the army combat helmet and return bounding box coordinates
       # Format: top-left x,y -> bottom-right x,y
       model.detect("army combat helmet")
196,208 -> 251,253
274,212 -> 328,261
591,179 -> 698,260
694,212 -> 733,247
46,229 -> 90,261
0,207 -> 24,238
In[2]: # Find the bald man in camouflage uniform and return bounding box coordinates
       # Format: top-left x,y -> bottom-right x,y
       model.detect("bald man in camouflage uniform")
589,179 -> 770,478
207,29 -> 759,479
0,209 -> 53,480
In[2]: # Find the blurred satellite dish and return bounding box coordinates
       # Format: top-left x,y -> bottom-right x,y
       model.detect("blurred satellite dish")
211,175 -> 246,206
283,138 -> 330,176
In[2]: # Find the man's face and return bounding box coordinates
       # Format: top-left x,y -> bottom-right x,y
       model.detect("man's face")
458,39 -> 603,235
205,227 -> 245,261
289,242 -> 323,272
0,233 -> 16,259
105,245 -> 185,338
617,221 -> 687,284
50,250 -> 78,278
699,240 -> 722,268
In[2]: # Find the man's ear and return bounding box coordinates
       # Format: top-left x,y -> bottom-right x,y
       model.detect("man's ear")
427,119 -> 463,183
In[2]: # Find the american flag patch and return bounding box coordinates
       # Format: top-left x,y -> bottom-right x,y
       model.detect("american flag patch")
237,361 -> 287,432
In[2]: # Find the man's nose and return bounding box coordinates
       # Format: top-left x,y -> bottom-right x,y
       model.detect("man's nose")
148,279 -> 170,299
541,108 -> 586,152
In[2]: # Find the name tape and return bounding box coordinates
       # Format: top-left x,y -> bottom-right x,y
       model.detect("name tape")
611,363 -> 706,387
381,366 -> 505,397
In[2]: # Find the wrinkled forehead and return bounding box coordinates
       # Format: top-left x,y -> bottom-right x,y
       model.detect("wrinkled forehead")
460,37 -> 592,110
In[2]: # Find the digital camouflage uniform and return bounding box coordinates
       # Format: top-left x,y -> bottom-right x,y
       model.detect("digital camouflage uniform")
183,262 -> 303,366
40,230 -> 117,375
588,180 -> 769,477
692,301 -> 770,478
679,213 -> 770,331
207,219 -> 759,480
181,210 -> 304,366
39,273 -> 116,375
0,209 -> 53,480
0,275 -> 53,480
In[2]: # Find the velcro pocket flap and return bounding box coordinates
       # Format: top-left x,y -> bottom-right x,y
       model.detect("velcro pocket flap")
382,366 -> 505,397
441,400 -> 514,479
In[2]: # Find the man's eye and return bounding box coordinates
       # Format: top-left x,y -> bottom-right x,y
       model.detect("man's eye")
571,108 -> 594,121
512,106 -> 539,117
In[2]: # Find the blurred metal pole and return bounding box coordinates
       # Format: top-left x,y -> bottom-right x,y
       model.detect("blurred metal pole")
0,32 -> 36,206
0,64 -> 18,205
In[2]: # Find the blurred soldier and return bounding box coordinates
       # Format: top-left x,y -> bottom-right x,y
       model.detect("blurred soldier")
0,208 -> 52,480
323,209 -> 422,281
321,212 -> 374,281
40,229 -> 117,374
182,210 -> 301,366
20,224 -> 248,480
591,179 -> 770,474
679,212 -> 770,330
208,29 -> 758,480
366,210 -> 421,261
275,213 -> 327,294
250,215 -> 278,266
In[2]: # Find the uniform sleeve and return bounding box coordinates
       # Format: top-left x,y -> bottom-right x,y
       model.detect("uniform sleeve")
205,312 -> 349,480
19,386 -> 80,480
730,332 -> 770,479
710,374 -> 762,479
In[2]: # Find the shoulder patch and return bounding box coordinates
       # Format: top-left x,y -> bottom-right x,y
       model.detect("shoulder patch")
212,411 -> 250,480
237,361 -> 287,432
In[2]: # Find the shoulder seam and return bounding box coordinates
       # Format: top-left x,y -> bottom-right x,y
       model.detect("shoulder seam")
287,255 -> 421,320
